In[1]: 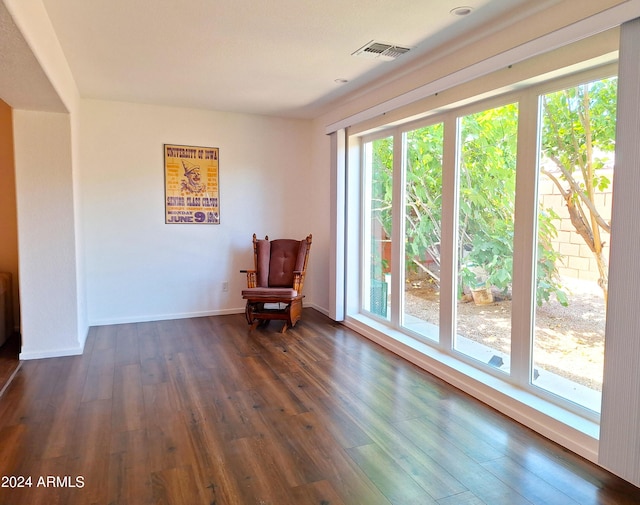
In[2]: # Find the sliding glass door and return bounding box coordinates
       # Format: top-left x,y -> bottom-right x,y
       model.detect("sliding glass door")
532,77 -> 617,411
454,104 -> 518,373
402,123 -> 444,341
362,136 -> 393,320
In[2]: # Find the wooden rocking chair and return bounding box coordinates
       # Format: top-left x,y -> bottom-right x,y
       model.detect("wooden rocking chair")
241,233 -> 312,333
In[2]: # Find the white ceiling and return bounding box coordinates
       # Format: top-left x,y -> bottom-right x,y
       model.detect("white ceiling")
3,0 -> 558,118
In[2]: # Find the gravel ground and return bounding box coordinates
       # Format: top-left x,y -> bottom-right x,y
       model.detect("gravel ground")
404,277 -> 605,391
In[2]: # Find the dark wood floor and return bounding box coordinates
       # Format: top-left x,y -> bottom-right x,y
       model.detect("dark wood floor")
0,309 -> 638,504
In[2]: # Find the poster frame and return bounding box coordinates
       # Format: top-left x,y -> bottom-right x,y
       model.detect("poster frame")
163,143 -> 220,224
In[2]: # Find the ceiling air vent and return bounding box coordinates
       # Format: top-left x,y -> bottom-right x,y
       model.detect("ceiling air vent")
352,40 -> 411,61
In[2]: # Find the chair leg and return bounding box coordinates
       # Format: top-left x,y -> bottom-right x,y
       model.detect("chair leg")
245,301 -> 265,326
252,319 -> 269,331
289,298 -> 303,328
243,298 -> 303,333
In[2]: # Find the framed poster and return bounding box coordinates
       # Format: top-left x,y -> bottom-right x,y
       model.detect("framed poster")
164,144 -> 220,224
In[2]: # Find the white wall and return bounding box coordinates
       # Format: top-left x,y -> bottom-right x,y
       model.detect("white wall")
13,110 -> 82,358
79,99 -> 321,324
4,0 -> 88,356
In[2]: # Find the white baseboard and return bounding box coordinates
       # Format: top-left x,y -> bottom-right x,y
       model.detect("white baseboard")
89,303 -> 327,327
89,307 -> 245,327
305,302 -> 330,317
20,344 -> 84,361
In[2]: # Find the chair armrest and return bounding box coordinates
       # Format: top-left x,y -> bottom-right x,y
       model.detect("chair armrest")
293,271 -> 306,292
241,269 -> 258,288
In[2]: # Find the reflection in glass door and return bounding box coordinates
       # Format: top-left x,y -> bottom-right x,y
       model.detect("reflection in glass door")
454,103 -> 519,373
402,123 -> 444,341
363,136 -> 393,320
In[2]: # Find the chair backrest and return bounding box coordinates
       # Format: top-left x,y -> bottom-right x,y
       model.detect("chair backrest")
252,234 -> 312,289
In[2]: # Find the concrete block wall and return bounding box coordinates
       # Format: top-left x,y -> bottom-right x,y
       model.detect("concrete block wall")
538,169 -> 612,282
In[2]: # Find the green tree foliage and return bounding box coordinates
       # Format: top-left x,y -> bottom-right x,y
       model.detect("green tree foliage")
405,124 -> 444,283
403,104 -> 565,304
369,137 -> 393,281
377,105 -> 564,305
457,104 -> 519,293
540,77 -> 617,303
372,76 -> 616,306
370,136 -> 393,241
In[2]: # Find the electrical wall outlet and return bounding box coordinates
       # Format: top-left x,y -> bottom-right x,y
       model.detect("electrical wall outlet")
222,281 -> 229,292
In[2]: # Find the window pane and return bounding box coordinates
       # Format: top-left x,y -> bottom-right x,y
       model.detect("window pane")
363,136 -> 393,319
533,77 -> 617,412
455,104 -> 519,373
402,123 -> 444,341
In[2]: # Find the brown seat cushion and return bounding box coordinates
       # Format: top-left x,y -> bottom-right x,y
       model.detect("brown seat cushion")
242,287 -> 298,298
